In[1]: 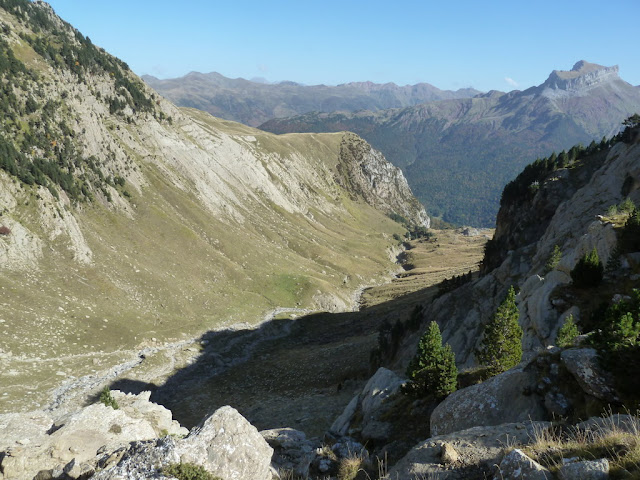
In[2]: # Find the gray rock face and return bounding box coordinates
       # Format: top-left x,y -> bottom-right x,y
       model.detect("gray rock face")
0,391 -> 185,480
558,458 -> 609,480
561,348 -> 619,402
261,427 -> 318,478
93,406 -> 273,480
329,367 -> 404,442
360,367 -> 405,419
176,406 -> 273,480
389,421 -> 551,479
430,365 -> 546,436
111,391 -> 188,438
337,134 -> 430,228
329,394 -> 359,437
495,449 -> 551,480
91,437 -> 180,480
541,61 -> 620,96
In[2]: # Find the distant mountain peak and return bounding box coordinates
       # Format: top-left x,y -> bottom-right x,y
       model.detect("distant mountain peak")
541,60 -> 620,95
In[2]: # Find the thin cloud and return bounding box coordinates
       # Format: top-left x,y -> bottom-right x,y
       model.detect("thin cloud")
504,77 -> 519,87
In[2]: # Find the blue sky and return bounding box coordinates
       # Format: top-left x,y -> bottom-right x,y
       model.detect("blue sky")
45,0 -> 640,92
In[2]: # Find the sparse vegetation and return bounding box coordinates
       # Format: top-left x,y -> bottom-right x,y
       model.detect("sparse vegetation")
436,270 -> 472,297
338,451 -> 366,480
99,386 -> 119,410
164,463 -> 221,480
544,244 -> 562,273
523,413 -> 640,479
476,286 -> 523,376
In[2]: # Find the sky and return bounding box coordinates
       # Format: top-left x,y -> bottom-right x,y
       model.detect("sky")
44,0 -> 640,92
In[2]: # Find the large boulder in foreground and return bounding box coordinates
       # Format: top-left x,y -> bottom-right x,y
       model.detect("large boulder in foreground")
94,405 -> 274,480
430,365 -> 546,436
0,394 -> 165,480
389,421 -> 551,479
177,406 -> 274,480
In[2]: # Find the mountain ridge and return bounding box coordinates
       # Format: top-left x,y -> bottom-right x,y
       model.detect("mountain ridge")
261,60 -> 640,226
142,71 -> 481,127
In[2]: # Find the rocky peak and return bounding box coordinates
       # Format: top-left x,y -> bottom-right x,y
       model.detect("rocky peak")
540,60 -> 620,95
336,133 -> 430,228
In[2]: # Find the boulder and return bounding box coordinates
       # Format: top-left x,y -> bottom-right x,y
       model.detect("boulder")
389,421 -> 551,479
558,458 -> 609,480
495,449 -> 551,480
176,405 -> 273,480
0,390 -> 185,480
0,402 -> 158,480
91,437 -> 180,480
93,406 -> 273,480
111,390 -> 188,437
430,365 -> 546,436
518,271 -> 571,341
329,367 -> 404,443
561,348 -> 619,402
261,427 -> 318,478
360,367 -> 404,418
329,394 -> 359,437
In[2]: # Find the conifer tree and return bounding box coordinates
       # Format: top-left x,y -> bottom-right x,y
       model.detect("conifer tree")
570,247 -> 603,288
435,344 -> 458,397
544,245 -> 562,273
406,321 -> 457,398
556,314 -> 580,348
476,286 -> 523,376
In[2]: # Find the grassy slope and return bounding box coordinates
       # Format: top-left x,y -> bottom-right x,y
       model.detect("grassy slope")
0,116 -> 408,414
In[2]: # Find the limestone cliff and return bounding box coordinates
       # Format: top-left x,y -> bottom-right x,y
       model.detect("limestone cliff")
398,130 -> 640,369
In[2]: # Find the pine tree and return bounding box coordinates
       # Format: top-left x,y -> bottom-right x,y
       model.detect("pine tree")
556,314 -> 580,348
405,321 -> 457,398
476,286 -> 523,376
435,344 -> 458,397
570,248 -> 604,288
544,245 -> 562,273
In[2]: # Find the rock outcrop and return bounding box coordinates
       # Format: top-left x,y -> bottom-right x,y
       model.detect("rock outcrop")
0,399 -> 273,480
389,421 -> 551,479
430,365 -> 545,437
329,367 -> 405,443
0,391 -> 184,480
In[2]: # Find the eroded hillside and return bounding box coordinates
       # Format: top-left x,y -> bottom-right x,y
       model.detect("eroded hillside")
0,1 -> 427,413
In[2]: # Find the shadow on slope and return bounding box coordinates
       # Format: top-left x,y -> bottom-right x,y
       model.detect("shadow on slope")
110,284 -> 439,437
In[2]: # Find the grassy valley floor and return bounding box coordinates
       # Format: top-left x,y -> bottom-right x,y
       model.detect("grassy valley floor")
135,228 -> 491,436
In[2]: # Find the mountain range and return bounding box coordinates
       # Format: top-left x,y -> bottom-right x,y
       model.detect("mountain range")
142,71 -> 480,127
261,61 -> 640,226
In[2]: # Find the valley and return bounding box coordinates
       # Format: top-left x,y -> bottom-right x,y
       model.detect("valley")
2,2 -> 640,479
120,228 -> 490,436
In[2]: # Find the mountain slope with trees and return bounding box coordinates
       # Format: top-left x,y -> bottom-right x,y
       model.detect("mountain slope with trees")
0,0 -> 427,413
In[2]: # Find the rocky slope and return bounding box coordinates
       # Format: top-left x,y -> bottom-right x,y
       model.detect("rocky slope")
142,72 -> 480,127
261,61 -> 640,226
0,1 -> 427,414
